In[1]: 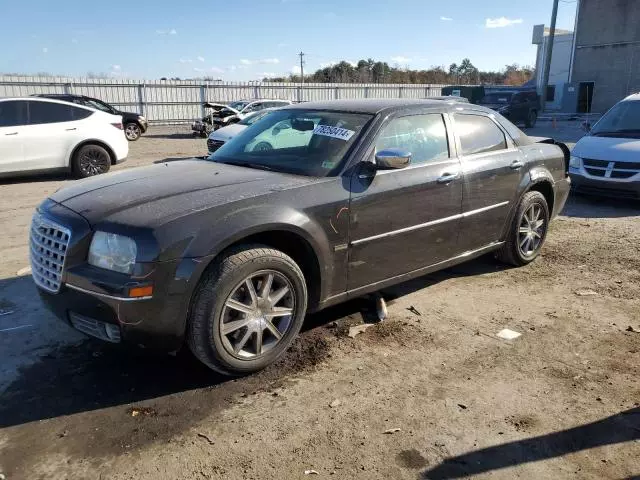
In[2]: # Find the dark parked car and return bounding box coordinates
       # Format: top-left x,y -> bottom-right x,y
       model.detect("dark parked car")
33,94 -> 148,141
31,99 -> 570,375
478,90 -> 540,128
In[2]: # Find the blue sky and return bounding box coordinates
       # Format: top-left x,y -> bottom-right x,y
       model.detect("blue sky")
0,0 -> 578,80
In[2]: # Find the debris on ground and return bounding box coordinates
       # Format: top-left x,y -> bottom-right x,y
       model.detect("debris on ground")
407,306 -> 422,316
383,428 -> 401,434
329,399 -> 341,408
0,310 -> 14,317
348,323 -> 374,338
16,265 -> 32,276
457,404 -> 468,410
197,433 -> 215,445
0,472 -> 5,480
575,289 -> 598,297
304,469 -> 319,475
496,329 -> 522,340
375,294 -> 388,321
58,430 -> 68,438
127,407 -> 157,417
626,326 -> 639,333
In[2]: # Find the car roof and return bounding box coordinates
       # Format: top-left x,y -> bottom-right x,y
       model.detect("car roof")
285,98 -> 494,115
623,93 -> 640,101
0,96 -> 101,111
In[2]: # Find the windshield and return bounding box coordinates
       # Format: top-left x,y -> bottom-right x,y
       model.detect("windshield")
590,100 -> 640,138
228,101 -> 250,111
208,109 -> 372,177
85,99 -> 113,113
480,93 -> 513,104
239,110 -> 271,126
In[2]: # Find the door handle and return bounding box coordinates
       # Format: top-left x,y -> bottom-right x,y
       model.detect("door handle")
65,128 -> 77,131
5,132 -> 18,136
510,160 -> 525,170
437,172 -> 459,184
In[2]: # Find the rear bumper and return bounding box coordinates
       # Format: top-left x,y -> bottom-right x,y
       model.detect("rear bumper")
112,136 -> 129,163
570,172 -> 640,199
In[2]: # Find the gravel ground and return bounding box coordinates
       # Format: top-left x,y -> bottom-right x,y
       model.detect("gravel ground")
1,125 -> 639,480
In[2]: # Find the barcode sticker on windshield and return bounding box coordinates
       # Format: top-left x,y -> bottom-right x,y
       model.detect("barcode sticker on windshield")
313,125 -> 355,141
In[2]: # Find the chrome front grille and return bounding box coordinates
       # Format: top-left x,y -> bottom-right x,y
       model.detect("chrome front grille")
30,213 -> 71,293
583,158 -> 640,179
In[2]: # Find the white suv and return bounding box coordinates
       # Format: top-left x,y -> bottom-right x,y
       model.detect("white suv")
0,97 -> 129,178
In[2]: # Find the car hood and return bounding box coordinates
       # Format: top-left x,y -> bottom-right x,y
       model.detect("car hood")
209,124 -> 247,141
572,135 -> 640,162
50,160 -> 314,227
479,103 -> 508,110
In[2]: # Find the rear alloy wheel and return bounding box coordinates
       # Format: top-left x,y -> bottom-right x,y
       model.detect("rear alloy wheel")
73,144 -> 111,178
124,122 -> 142,141
497,191 -> 549,266
187,245 -> 307,375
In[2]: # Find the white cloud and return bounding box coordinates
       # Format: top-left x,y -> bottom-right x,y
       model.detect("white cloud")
111,65 -> 121,71
197,56 -> 205,62
179,57 -> 192,64
291,65 -> 302,75
320,61 -> 337,68
229,65 -> 237,71
240,59 -> 253,65
42,47 -> 48,54
193,67 -> 205,72
391,56 -> 412,64
277,42 -> 289,48
261,72 -> 277,78
210,67 -> 224,73
440,16 -> 453,21
260,58 -> 280,64
169,28 -> 177,35
347,60 -> 357,67
485,17 -> 523,28
156,28 -> 178,35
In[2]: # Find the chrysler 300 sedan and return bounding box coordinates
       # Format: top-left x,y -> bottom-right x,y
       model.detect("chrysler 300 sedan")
31,99 -> 570,375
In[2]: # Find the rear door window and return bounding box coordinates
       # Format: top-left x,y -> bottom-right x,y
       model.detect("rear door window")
28,101 -> 75,124
0,100 -> 28,127
455,114 -> 507,156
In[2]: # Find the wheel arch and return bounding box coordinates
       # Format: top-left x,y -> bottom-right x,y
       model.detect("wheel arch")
527,179 -> 555,215
69,139 -> 117,168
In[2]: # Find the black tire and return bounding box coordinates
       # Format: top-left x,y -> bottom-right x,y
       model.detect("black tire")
525,110 -> 538,128
187,245 -> 308,375
253,141 -> 273,152
124,122 -> 142,141
497,191 -> 549,266
72,144 -> 111,178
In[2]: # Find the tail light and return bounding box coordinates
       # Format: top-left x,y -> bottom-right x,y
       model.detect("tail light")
111,122 -> 123,130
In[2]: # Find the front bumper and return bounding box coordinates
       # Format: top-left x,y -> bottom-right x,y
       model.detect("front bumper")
139,119 -> 149,133
570,171 -> 640,199
32,199 -> 208,351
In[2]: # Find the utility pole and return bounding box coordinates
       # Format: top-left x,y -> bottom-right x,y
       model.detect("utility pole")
541,0 -> 559,113
298,52 -> 305,84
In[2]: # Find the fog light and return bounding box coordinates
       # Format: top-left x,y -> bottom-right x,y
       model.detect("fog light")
105,323 -> 121,342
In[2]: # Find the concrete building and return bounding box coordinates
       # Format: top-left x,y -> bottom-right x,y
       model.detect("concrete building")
570,0 -> 640,113
532,25 -> 574,110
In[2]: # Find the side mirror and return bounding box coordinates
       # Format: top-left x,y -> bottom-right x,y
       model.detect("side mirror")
581,121 -> 591,132
375,149 -> 411,170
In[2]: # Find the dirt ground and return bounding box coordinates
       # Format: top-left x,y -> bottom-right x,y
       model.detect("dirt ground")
1,125 -> 639,480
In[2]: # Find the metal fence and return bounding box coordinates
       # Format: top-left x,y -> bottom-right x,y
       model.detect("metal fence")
0,75 -> 447,125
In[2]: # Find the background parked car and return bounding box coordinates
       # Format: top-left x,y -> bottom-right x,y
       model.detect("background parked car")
33,94 -> 148,141
207,109 -> 273,154
0,97 -> 128,178
478,90 -> 540,128
570,93 -> 640,199
192,99 -> 292,137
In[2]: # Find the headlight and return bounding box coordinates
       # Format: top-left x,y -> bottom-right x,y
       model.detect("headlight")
138,115 -> 146,122
88,232 -> 137,274
569,155 -> 582,168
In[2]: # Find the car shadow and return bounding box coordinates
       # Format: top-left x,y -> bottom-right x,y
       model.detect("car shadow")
421,407 -> 640,479
143,132 -> 199,140
0,254 -> 507,430
0,172 -> 70,185
562,192 -> 640,219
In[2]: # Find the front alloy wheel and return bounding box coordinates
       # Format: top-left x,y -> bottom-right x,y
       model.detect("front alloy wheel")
220,271 -> 295,358
188,245 -> 307,375
124,123 -> 142,141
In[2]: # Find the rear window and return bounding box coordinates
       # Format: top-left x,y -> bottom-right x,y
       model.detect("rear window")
28,101 -> 75,124
481,93 -> 513,104
0,100 -> 28,127
455,114 -> 507,156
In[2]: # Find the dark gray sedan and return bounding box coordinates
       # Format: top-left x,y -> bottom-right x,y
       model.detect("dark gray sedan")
31,99 -> 570,375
